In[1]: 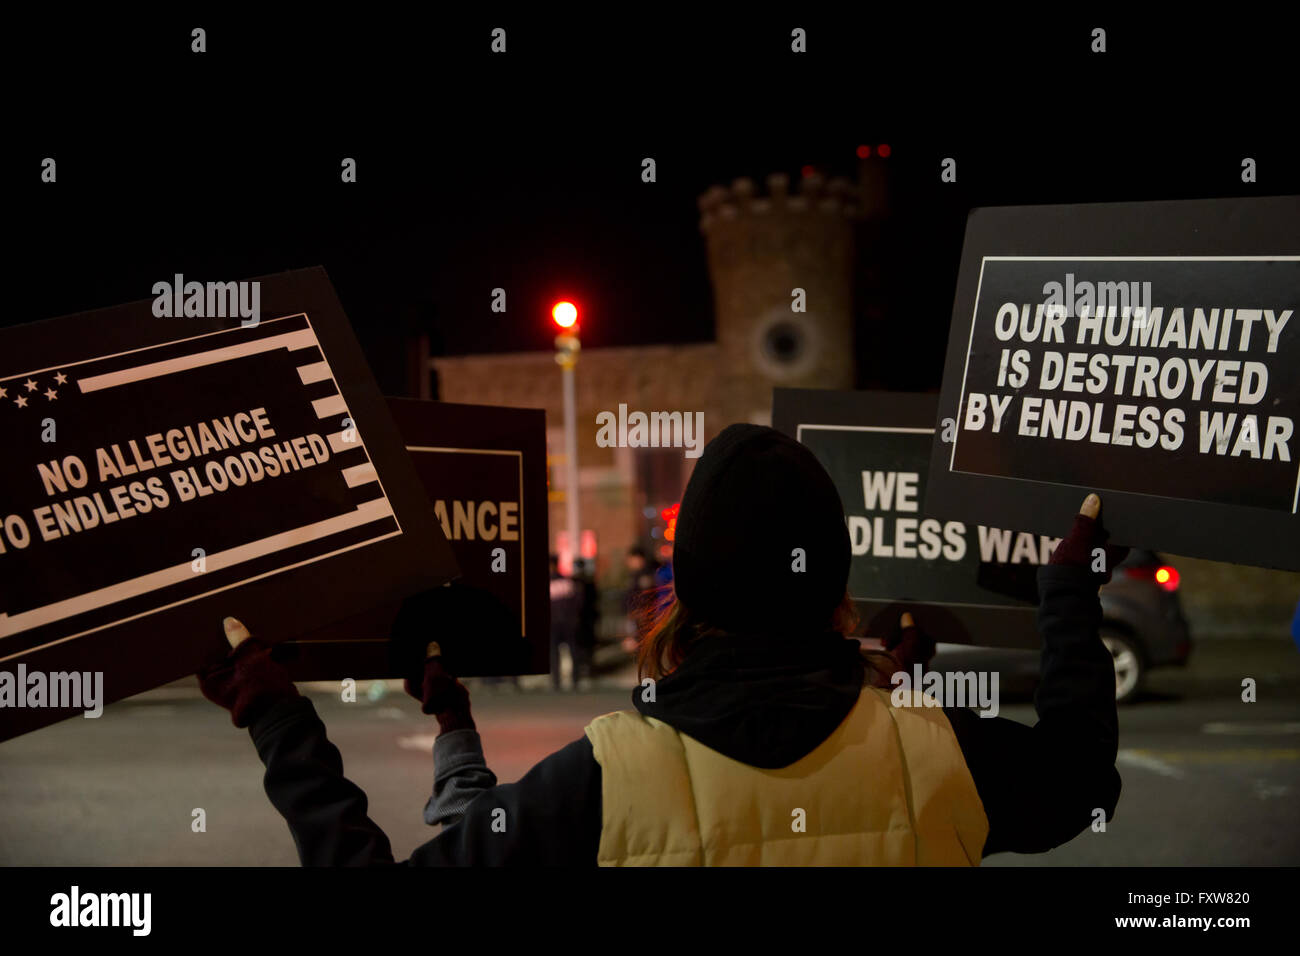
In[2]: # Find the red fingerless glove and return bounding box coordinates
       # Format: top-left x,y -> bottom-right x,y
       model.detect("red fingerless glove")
198,638 -> 299,728
403,657 -> 475,734
1049,513 -> 1129,584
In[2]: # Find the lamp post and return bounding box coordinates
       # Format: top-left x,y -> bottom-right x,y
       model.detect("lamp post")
552,301 -> 581,576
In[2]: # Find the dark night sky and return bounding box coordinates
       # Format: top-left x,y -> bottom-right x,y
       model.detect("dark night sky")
9,12 -> 1297,394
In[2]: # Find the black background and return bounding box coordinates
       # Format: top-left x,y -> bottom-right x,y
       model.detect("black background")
3,864 -> 1287,943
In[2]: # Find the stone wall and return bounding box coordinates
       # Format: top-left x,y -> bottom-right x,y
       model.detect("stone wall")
433,344 -> 724,579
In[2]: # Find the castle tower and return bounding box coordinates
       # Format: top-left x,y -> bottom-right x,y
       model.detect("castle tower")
698,172 -> 859,425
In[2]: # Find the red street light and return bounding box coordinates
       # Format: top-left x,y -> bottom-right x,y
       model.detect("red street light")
552,300 -> 578,329
661,502 -> 680,542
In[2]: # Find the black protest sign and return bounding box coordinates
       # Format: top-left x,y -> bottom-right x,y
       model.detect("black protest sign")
0,268 -> 457,740
927,197 -> 1300,571
276,398 -> 550,679
773,389 -> 1047,649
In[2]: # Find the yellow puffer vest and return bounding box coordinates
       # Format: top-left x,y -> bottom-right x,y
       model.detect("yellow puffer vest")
584,685 -> 988,866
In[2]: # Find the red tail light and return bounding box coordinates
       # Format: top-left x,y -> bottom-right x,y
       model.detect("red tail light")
1125,564 -> 1180,592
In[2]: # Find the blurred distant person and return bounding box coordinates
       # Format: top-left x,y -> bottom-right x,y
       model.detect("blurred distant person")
548,553 -> 581,691
622,546 -> 660,653
571,558 -> 599,688
198,424 -> 1121,866
624,546 -> 659,605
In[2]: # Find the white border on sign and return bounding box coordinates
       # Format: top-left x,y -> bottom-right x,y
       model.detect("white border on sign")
0,313 -> 403,659
405,446 -> 527,637
797,422 -> 1033,609
949,255 -> 1300,515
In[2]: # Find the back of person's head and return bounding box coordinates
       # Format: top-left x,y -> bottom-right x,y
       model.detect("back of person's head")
637,424 -> 855,677
674,423 -> 850,631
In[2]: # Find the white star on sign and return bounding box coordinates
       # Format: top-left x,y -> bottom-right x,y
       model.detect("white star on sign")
15,395 -> 28,408
54,371 -> 68,385
24,378 -> 38,392
0,386 -> 7,399
45,388 -> 58,401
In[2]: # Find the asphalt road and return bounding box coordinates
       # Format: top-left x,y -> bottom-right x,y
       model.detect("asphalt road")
1,638 -> 1296,866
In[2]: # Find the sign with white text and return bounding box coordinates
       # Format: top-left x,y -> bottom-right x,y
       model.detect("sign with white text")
927,197 -> 1300,570
774,389 -> 1045,649
0,268 -> 457,739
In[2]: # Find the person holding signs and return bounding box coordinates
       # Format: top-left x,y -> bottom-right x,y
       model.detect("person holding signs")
199,424 -> 1122,865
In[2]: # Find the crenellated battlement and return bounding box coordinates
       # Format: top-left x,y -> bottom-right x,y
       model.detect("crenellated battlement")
698,172 -> 860,233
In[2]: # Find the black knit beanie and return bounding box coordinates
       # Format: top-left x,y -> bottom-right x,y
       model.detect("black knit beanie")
671,423 -> 851,634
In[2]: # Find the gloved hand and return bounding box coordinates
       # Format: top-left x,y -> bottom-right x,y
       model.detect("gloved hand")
198,617 -> 299,728
404,641 -> 476,734
1049,493 -> 1129,584
884,611 -> 936,672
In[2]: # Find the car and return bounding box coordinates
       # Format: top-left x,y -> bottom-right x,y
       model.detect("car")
929,549 -> 1192,704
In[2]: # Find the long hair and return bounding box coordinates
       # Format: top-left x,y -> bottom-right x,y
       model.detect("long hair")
632,584 -> 897,685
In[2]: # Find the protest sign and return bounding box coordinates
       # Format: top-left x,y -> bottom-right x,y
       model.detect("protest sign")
276,398 -> 549,679
927,197 -> 1299,570
773,388 -> 1045,648
0,268 -> 457,739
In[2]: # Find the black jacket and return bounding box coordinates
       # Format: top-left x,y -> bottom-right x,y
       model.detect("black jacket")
249,564 -> 1121,864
